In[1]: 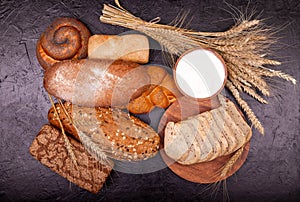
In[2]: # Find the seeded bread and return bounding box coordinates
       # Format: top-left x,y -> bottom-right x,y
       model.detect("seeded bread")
48,102 -> 160,161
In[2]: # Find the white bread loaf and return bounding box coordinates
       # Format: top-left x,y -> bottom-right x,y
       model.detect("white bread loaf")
164,99 -> 252,165
88,34 -> 149,64
44,59 -> 150,107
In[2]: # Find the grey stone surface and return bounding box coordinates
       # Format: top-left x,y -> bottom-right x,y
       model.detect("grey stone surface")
0,0 -> 299,201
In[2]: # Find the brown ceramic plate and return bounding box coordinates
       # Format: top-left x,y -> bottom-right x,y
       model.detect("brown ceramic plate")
158,96 -> 250,183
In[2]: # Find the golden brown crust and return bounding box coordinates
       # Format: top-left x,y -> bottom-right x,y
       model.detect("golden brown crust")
36,17 -> 91,70
128,66 -> 182,114
44,59 -> 150,107
48,102 -> 160,161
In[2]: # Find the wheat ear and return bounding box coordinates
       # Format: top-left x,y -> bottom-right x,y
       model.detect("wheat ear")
76,130 -> 113,167
48,94 -> 78,169
220,145 -> 244,178
57,101 -> 112,166
100,1 -> 296,135
226,81 -> 264,134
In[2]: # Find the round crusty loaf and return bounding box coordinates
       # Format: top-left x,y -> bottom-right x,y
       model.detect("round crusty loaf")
44,59 -> 150,107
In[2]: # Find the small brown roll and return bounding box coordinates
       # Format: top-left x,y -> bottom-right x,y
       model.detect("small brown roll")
36,17 -> 91,69
128,66 -> 182,114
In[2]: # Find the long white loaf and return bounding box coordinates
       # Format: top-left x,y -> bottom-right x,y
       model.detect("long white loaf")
44,59 -> 150,107
88,34 -> 149,64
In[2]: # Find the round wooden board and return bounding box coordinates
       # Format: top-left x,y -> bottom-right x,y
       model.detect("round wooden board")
158,96 -> 250,183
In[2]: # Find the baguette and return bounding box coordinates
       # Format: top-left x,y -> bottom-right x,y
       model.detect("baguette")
44,59 -> 181,113
48,102 -> 160,161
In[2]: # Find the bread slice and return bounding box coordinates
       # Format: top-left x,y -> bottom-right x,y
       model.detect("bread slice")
176,122 -> 200,164
164,99 -> 252,165
164,122 -> 189,162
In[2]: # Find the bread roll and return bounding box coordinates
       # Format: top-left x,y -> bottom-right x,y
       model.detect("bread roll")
88,34 -> 149,64
128,66 -> 182,114
164,99 -> 252,165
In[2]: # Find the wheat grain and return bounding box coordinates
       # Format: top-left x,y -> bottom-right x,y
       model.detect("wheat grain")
56,100 -> 112,166
188,20 -> 260,37
100,1 -> 296,134
251,67 -> 296,84
241,85 -> 268,104
227,62 -> 270,96
77,130 -> 113,167
261,69 -> 296,84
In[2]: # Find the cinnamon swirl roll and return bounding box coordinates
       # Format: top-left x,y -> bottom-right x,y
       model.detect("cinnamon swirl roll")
36,17 -> 90,69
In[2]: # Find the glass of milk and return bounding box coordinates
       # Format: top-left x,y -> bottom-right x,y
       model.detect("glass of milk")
174,48 -> 227,101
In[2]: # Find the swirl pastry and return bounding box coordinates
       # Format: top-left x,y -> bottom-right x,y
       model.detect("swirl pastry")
36,17 -> 91,69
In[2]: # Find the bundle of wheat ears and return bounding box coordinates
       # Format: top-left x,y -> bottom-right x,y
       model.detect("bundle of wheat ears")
100,0 -> 296,134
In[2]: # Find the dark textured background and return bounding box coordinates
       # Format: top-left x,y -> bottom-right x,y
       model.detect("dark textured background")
0,0 -> 299,201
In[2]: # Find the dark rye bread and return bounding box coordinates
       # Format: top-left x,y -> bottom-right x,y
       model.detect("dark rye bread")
29,124 -> 113,193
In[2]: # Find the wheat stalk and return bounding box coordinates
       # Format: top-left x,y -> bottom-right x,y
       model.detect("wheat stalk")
48,94 -> 78,169
76,130 -> 113,167
57,100 -> 112,166
226,80 -> 264,134
100,1 -> 296,134
220,145 -> 245,178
